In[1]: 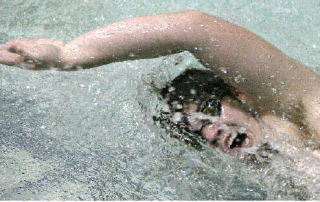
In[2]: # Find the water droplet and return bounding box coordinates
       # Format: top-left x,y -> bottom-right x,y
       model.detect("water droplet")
171,112 -> 183,123
176,104 -> 182,109
190,89 -> 196,95
219,67 -> 227,74
234,75 -> 242,83
168,86 -> 175,92
238,127 -> 246,133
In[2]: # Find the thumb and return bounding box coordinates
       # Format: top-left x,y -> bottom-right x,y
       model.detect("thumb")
0,50 -> 24,66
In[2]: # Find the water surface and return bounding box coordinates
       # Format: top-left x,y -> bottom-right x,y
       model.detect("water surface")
0,0 -> 320,200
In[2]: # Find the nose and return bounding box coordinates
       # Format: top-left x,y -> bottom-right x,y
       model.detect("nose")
201,123 -> 223,142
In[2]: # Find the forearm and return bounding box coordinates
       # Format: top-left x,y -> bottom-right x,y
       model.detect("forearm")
61,10 -> 199,68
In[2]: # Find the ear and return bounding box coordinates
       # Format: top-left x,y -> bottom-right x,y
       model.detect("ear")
231,87 -> 251,101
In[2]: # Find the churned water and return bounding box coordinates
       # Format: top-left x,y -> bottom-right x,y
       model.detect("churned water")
0,0 -> 320,200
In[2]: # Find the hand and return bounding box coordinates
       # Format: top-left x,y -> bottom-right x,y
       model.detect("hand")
0,38 -> 65,70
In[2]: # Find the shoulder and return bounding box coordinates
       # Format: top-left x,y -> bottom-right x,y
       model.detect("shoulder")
302,92 -> 320,145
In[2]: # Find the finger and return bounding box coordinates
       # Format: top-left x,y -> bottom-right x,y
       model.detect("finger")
0,49 -> 24,66
5,39 -> 47,60
3,38 -> 32,53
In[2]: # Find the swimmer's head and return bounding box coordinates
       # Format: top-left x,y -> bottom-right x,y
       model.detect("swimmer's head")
160,69 -> 234,111
159,69 -> 265,152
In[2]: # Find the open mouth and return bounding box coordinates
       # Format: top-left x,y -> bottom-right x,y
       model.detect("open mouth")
201,124 -> 253,151
223,132 -> 252,150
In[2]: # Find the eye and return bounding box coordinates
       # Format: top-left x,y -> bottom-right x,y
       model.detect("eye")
201,99 -> 221,116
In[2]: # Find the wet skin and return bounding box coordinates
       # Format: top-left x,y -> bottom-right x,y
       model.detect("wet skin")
184,93 -> 314,154
184,96 -> 265,151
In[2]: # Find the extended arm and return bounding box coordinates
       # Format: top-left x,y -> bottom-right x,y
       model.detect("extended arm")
1,10 -> 320,123
0,11 -> 198,69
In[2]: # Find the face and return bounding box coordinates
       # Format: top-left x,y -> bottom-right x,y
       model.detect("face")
183,96 -> 264,151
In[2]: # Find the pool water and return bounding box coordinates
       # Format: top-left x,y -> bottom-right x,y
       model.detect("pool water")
0,0 -> 320,200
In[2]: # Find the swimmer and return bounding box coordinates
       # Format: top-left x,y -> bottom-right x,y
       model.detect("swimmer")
1,10 -> 320,157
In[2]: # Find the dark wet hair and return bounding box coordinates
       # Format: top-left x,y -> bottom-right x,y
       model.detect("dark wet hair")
156,68 -> 235,150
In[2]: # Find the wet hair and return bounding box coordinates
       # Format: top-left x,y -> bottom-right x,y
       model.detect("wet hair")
156,68 -> 235,149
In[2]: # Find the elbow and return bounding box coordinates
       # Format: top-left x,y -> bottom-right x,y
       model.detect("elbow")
179,10 -> 215,22
179,10 -> 208,17
175,10 -> 216,52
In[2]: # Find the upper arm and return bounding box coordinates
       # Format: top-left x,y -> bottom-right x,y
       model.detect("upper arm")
187,12 -> 320,118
